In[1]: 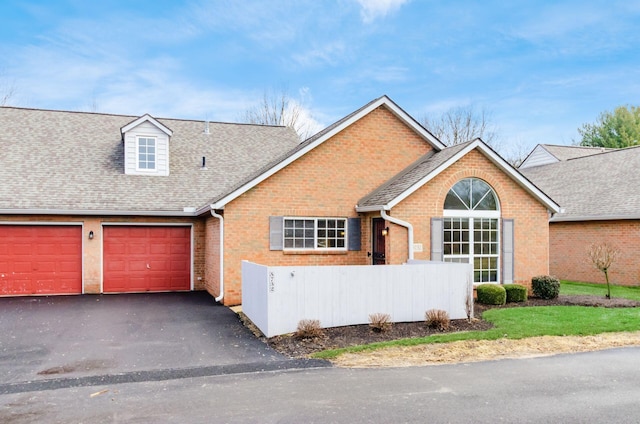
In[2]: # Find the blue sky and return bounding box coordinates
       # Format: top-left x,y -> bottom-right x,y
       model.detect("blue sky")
1,0 -> 639,158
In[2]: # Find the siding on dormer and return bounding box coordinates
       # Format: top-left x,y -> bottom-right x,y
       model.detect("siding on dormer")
124,121 -> 170,176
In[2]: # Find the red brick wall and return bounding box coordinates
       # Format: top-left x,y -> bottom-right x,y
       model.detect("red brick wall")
550,220 -> 640,286
391,149 -> 551,289
0,215 -> 206,293
220,106 -> 434,305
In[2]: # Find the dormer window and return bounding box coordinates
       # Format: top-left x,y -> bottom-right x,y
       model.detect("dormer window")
137,137 -> 156,170
121,114 -> 172,176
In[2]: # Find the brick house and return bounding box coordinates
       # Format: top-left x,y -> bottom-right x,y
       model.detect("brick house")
520,144 -> 640,286
1,96 -> 559,305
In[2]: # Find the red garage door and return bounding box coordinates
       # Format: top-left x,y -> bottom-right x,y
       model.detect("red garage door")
0,225 -> 82,295
103,226 -> 191,293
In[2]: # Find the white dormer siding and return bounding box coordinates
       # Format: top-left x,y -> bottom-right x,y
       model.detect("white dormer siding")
122,116 -> 172,176
519,145 -> 559,169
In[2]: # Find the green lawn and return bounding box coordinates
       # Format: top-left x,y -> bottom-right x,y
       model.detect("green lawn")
313,281 -> 640,360
561,280 -> 640,301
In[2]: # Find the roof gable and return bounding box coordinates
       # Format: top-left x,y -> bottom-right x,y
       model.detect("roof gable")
206,96 -> 445,210
357,139 -> 560,213
520,144 -> 609,169
121,114 -> 173,136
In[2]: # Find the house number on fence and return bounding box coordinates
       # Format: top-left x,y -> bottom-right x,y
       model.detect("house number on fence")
269,271 -> 275,293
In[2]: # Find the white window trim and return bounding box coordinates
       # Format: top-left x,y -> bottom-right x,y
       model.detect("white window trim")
444,210 -> 500,219
443,177 -> 501,285
136,136 -> 157,172
283,217 -> 348,251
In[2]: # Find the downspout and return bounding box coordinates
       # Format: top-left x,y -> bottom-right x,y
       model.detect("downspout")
380,209 -> 414,261
211,209 -> 224,303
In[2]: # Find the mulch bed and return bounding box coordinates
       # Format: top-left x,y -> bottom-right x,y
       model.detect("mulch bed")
251,295 -> 640,359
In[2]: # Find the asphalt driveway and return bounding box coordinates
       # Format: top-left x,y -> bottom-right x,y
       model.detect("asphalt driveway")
0,292 -> 327,393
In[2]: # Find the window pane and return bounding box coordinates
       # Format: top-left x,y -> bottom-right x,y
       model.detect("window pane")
471,180 -> 490,209
476,193 -> 497,210
452,179 -> 471,205
444,192 -> 467,210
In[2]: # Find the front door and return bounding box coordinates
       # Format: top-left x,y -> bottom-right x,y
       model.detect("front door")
372,218 -> 386,265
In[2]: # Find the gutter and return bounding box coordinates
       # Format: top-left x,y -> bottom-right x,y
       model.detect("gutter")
550,214 -> 640,223
210,209 -> 224,303
380,209 -> 414,261
0,208 -> 198,217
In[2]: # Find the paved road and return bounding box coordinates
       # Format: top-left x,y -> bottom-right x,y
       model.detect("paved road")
2,346 -> 639,423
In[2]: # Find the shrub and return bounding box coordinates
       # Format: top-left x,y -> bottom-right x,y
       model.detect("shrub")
476,284 -> 506,305
425,309 -> 450,331
369,313 -> 392,332
295,319 -> 323,339
531,275 -> 560,300
504,284 -> 528,303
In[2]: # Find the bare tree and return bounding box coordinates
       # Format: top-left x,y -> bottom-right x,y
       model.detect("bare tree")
0,71 -> 16,106
503,141 -> 534,169
240,89 -> 315,140
588,242 -> 620,299
422,105 -> 499,147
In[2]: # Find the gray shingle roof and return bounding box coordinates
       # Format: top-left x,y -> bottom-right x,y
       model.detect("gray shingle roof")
0,107 -> 299,213
542,144 -> 609,161
520,146 -> 640,221
358,141 -> 472,208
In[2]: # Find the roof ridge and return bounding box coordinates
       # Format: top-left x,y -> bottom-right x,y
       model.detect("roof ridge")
565,144 -> 640,162
0,105 -> 290,128
542,143 -> 606,150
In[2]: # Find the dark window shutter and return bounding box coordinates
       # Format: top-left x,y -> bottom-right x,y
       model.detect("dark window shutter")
347,218 -> 361,251
431,218 -> 444,261
502,219 -> 514,284
269,216 -> 283,251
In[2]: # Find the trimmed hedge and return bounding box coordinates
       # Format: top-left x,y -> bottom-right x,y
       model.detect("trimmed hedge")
504,284 -> 528,303
532,275 -> 560,299
476,284 -> 506,305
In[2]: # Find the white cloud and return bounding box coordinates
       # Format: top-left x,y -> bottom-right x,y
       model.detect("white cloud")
356,0 -> 409,23
292,41 -> 347,68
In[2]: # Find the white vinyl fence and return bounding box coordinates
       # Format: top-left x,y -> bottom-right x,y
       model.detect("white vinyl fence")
242,260 -> 473,337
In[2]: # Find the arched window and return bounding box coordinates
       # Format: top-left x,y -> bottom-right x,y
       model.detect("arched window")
443,178 -> 500,283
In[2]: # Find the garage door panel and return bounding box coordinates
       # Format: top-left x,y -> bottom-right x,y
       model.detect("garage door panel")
12,243 -> 33,255
150,244 -> 169,255
0,225 -> 82,295
103,226 -> 191,293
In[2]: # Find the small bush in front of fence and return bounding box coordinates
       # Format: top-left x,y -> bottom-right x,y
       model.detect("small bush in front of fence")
425,309 -> 450,331
368,313 -> 392,332
531,275 -> 560,300
295,319 -> 323,339
505,284 -> 528,303
476,284 -> 506,305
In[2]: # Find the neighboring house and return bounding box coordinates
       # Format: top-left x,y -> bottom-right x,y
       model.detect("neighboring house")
520,144 -> 640,286
0,96 -> 559,305
519,144 -> 610,169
